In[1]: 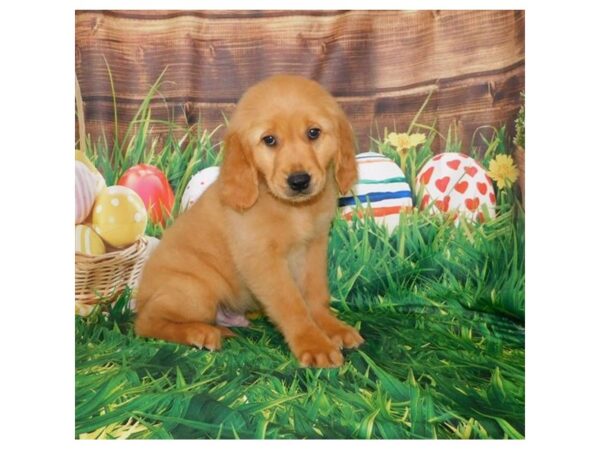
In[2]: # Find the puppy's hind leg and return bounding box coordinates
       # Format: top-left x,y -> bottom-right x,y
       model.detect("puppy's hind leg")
135,279 -> 230,350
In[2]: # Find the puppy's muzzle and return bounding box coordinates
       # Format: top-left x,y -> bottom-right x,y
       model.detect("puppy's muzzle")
287,172 -> 311,192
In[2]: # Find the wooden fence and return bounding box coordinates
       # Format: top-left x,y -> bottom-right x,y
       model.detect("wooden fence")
75,10 -> 525,152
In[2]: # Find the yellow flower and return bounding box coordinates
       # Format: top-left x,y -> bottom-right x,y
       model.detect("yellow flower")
387,132 -> 412,150
387,132 -> 427,150
409,133 -> 427,147
387,132 -> 427,160
488,154 -> 519,189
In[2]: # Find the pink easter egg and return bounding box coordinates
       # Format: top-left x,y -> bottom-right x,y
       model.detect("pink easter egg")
75,161 -> 97,224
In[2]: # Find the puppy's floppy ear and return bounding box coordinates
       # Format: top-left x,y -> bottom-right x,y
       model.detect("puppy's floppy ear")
219,131 -> 259,211
334,113 -> 358,195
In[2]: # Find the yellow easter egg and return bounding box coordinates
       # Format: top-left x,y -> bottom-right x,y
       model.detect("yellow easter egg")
92,186 -> 148,248
75,301 -> 95,317
75,149 -> 106,194
75,224 -> 106,256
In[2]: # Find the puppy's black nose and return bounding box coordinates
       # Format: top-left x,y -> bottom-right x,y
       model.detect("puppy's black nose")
287,172 -> 311,192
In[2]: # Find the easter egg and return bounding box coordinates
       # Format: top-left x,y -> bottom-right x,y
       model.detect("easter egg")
338,152 -> 413,231
75,161 -> 97,224
75,150 -> 105,194
117,164 -> 175,225
180,166 -> 220,212
145,235 -> 161,255
416,152 -> 496,222
92,186 -> 148,248
75,301 -> 95,317
75,224 -> 106,256
130,235 -> 161,312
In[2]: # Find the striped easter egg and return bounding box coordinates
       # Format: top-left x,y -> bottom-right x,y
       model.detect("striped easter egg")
75,224 -> 106,256
416,152 -> 496,223
339,152 -> 413,231
75,161 -> 97,224
75,150 -> 105,194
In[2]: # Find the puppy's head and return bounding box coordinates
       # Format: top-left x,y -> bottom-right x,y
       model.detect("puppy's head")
219,75 -> 357,211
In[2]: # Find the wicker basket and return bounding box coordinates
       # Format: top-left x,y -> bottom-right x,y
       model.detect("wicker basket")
75,237 -> 149,307
75,75 -> 151,312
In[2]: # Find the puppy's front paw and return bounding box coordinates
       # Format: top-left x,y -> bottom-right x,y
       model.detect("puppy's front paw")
290,331 -> 344,368
327,323 -> 364,349
186,324 -> 224,351
315,314 -> 364,349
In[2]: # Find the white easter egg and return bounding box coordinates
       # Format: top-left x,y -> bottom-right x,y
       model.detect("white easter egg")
75,161 -> 97,224
339,152 -> 413,231
180,166 -> 220,212
416,152 -> 496,222
130,235 -> 162,312
145,235 -> 161,254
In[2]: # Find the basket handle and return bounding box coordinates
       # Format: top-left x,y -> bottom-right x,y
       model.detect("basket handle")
75,74 -> 86,153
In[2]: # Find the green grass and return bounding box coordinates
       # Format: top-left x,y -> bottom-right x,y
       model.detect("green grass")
75,75 -> 525,439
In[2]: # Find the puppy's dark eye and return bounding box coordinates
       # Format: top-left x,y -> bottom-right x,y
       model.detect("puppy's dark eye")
307,128 -> 321,140
262,135 -> 277,147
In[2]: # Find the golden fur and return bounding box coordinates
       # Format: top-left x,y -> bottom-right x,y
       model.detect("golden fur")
135,74 -> 363,368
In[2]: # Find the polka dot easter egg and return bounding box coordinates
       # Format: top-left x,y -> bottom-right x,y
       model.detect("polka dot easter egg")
117,164 -> 175,225
92,186 -> 148,248
75,224 -> 106,256
416,152 -> 496,222
339,152 -> 413,231
181,166 -> 220,212
75,161 -> 97,224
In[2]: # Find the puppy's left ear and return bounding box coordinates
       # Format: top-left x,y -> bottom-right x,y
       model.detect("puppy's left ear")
334,113 -> 358,195
219,131 -> 259,211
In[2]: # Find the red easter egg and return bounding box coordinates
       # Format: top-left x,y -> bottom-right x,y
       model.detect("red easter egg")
117,164 -> 174,225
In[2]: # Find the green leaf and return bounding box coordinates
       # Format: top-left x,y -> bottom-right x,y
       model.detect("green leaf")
358,351 -> 411,402
496,417 -> 524,439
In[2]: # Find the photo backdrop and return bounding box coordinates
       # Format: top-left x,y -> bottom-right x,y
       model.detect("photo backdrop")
75,10 -> 524,151
75,10 -> 526,440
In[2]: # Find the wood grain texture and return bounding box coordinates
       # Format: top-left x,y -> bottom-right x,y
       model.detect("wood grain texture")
75,10 -> 525,152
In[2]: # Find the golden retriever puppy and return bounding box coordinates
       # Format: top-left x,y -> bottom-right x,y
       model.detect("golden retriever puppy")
135,74 -> 363,368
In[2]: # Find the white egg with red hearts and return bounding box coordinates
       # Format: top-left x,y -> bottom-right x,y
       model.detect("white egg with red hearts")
339,152 -> 413,231
181,166 -> 220,212
416,152 -> 496,222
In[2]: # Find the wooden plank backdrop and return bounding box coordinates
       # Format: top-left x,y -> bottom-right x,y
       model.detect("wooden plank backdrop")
75,10 -> 525,152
